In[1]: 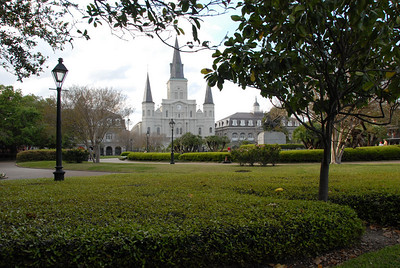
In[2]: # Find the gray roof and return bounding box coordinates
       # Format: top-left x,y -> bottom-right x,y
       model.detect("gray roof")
203,85 -> 214,104
143,73 -> 154,103
219,112 -> 264,121
170,38 -> 185,79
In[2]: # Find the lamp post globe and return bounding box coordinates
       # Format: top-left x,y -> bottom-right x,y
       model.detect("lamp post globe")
52,58 -> 68,181
169,119 -> 175,164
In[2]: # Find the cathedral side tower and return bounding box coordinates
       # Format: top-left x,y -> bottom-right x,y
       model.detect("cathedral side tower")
203,85 -> 215,135
142,73 -> 155,133
167,38 -> 188,100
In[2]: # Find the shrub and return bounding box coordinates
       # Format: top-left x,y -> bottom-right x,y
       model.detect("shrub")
178,152 -> 231,162
342,145 -> 400,162
127,152 -> 180,161
330,192 -> 400,226
120,151 -> 131,156
232,145 -> 281,166
16,149 -> 56,162
279,149 -> 323,163
63,149 -> 89,163
0,176 -> 364,268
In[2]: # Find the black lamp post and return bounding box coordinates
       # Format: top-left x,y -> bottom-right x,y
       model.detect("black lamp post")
146,129 -> 150,152
52,58 -> 68,181
169,119 -> 175,164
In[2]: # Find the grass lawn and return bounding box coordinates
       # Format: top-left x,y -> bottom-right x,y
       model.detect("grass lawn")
3,161 -> 400,266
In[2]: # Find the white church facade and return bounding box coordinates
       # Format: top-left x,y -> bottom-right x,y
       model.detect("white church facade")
133,39 -> 215,141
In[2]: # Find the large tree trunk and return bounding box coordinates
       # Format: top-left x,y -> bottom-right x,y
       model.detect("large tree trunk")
319,121 -> 333,201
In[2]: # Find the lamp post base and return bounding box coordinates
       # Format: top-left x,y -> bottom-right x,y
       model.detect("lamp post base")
170,153 -> 175,164
53,167 -> 65,181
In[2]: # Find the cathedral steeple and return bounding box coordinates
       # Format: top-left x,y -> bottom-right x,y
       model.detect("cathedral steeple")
170,38 -> 184,79
204,85 -> 214,104
143,73 -> 154,103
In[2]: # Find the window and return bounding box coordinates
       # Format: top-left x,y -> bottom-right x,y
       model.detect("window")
166,110 -> 168,117
232,133 -> 238,141
209,127 -> 212,133
180,128 -> 183,135
180,92 -> 183,99
248,120 -> 253,126
226,120 -> 229,126
232,120 -> 238,126
204,111 -> 207,117
240,120 -> 246,126
147,109 -> 150,116
240,133 -> 245,140
147,127 -> 150,133
142,110 -> 145,116
106,133 -> 112,141
248,133 -> 254,140
257,120 -> 262,126
190,111 -> 193,117
157,127 -> 160,135
198,128 -> 202,135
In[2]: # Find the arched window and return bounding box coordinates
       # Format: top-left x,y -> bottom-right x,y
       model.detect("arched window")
240,133 -> 245,140
166,110 -> 168,117
147,110 -> 150,116
198,128 -> 202,135
157,127 -> 160,135
232,133 -> 238,141
209,127 -> 212,133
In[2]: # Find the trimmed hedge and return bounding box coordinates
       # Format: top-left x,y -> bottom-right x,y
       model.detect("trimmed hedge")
279,149 -> 323,163
231,145 -> 281,166
127,152 -> 180,161
279,145 -> 400,163
16,149 -> 89,163
179,152 -> 231,162
16,149 -> 56,162
330,192 -> 400,226
0,174 -> 364,267
342,145 -> 400,161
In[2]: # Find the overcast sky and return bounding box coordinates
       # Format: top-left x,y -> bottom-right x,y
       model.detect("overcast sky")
0,4 -> 272,128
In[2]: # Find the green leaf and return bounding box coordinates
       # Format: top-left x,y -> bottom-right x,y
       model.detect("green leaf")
355,71 -> 364,76
385,71 -> 396,79
201,68 -> 213,75
231,15 -> 242,22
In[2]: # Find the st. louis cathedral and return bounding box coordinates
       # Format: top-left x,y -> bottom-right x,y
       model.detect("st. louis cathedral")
133,38 -> 215,141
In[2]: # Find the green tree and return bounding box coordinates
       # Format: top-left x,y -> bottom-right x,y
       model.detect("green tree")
174,132 -> 203,153
0,0 -> 76,81
0,85 -> 44,156
205,135 -> 230,151
1,0 -> 230,80
292,123 -> 323,150
205,0 -> 400,201
63,86 -> 127,163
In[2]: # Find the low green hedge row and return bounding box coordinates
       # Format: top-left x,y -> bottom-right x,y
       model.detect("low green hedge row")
240,144 -> 304,150
127,152 -> 180,161
342,145 -> 400,161
16,149 -> 89,163
279,145 -> 400,163
178,152 -> 231,162
0,174 -> 363,267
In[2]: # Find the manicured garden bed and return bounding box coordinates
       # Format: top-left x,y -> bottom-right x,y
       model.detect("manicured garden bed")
3,162 -> 399,266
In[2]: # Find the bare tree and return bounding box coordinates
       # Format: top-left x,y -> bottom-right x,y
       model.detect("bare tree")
63,86 -> 127,163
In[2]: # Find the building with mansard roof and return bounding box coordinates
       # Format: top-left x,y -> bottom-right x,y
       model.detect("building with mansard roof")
132,38 -> 215,142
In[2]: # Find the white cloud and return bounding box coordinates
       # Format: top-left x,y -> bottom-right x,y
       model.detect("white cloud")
0,8 -> 272,126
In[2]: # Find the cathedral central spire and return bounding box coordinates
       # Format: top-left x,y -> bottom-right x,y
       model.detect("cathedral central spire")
143,73 -> 154,103
170,38 -> 184,79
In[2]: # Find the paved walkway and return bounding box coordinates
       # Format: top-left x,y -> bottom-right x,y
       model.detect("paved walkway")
0,161 -> 112,180
1,158 -> 399,180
